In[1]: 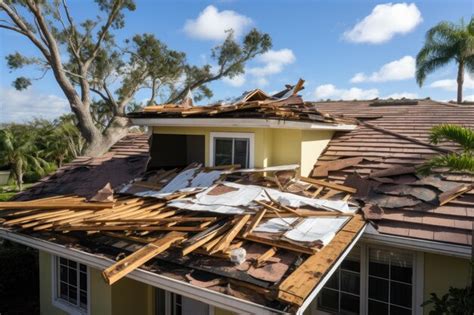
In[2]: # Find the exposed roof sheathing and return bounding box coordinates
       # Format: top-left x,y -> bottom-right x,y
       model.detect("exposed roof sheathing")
312,99 -> 474,246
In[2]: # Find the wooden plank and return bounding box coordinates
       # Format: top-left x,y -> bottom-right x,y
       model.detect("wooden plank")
439,184 -> 472,206
242,234 -> 316,255
299,177 -> 356,194
0,201 -> 113,210
102,232 -> 186,285
181,220 -> 234,256
277,214 -> 365,306
242,208 -> 266,238
255,247 -> 277,268
210,215 -> 251,254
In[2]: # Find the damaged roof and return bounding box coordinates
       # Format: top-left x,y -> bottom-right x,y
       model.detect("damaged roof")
0,136 -> 365,314
312,99 -> 474,246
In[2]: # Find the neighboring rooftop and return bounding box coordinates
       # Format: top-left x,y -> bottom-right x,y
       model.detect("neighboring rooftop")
312,99 -> 474,246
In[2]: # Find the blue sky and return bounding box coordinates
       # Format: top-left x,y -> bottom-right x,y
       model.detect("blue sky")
0,0 -> 473,122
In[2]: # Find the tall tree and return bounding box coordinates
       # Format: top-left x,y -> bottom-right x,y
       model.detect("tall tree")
0,1 -> 272,156
420,124 -> 474,174
416,18 -> 474,103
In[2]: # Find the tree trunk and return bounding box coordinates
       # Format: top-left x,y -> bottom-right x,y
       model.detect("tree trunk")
457,61 -> 464,104
14,161 -> 23,192
82,116 -> 131,156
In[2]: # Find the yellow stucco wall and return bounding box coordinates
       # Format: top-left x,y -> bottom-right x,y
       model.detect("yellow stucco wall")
111,277 -> 154,315
39,251 -> 113,315
423,253 -> 471,314
152,126 -> 333,174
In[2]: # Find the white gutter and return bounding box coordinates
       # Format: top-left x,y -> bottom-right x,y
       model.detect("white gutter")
130,118 -> 357,131
362,224 -> 471,259
294,223 -> 367,315
0,229 -> 288,315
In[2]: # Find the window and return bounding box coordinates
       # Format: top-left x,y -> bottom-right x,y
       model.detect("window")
53,256 -> 89,314
155,288 -> 209,315
210,132 -> 254,168
318,247 -> 361,314
368,249 -> 413,315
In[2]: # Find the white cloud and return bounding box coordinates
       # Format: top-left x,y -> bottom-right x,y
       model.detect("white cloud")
343,3 -> 422,44
183,5 -> 252,40
385,92 -> 418,99
223,74 -> 246,87
350,56 -> 415,83
465,95 -> 474,101
429,72 -> 474,91
248,49 -> 296,77
0,87 -> 69,123
254,77 -> 269,87
313,84 -> 379,100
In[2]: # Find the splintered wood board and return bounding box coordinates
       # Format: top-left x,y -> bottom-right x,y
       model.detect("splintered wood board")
277,214 -> 365,306
102,231 -> 186,285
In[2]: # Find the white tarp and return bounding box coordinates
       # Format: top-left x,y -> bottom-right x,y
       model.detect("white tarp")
195,182 -> 262,207
167,200 -> 245,214
254,216 -> 350,246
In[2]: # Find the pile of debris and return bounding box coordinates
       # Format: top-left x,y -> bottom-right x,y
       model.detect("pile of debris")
128,79 -> 350,125
0,163 -> 364,310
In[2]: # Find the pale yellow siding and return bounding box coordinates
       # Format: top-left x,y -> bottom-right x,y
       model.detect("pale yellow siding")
152,126 -> 333,174
423,253 -> 471,314
39,251 -> 113,315
111,277 -> 154,315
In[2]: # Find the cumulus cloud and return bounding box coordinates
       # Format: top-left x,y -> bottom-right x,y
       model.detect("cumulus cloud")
223,74 -> 246,87
385,92 -> 418,99
248,49 -> 296,77
351,56 -> 415,83
343,3 -> 422,44
0,87 -> 69,123
314,84 -> 379,100
429,72 -> 474,91
183,5 -> 252,40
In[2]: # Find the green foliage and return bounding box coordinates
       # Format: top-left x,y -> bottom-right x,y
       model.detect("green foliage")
0,114 -> 85,189
12,76 -> 32,90
422,286 -> 474,315
420,124 -> 474,174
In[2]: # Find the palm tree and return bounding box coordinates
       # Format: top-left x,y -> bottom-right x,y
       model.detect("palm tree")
0,125 -> 48,191
420,124 -> 474,174
416,18 -> 474,103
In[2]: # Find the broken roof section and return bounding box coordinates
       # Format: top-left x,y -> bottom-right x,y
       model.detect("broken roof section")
0,162 -> 365,313
312,99 -> 474,246
128,79 -> 353,127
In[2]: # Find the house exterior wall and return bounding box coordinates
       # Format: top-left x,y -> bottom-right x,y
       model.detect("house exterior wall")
423,253 -> 471,315
39,251 -> 112,315
152,126 -> 333,174
111,276 -> 154,315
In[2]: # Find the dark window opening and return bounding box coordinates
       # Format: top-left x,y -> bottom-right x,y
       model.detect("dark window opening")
148,134 -> 205,170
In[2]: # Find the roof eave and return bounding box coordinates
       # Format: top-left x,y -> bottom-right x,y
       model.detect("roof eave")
130,117 -> 357,131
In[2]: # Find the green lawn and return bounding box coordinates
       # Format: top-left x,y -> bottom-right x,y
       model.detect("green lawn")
0,184 -> 34,201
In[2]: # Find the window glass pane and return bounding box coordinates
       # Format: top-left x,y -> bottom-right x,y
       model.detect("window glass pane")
340,293 -> 360,314
68,268 -> 77,286
368,277 -> 389,302
60,265 -> 67,282
368,300 -> 388,315
68,285 -> 77,304
341,270 -> 360,295
233,139 -> 249,168
390,305 -> 412,315
80,264 -> 87,272
80,272 -> 87,290
318,288 -> 339,312
80,290 -> 87,309
60,257 -> 67,266
325,268 -> 339,290
59,282 -> 68,299
68,260 -> 77,269
155,288 -> 166,315
341,259 -> 360,272
390,282 -> 412,308
369,249 -> 390,278
214,138 -> 233,166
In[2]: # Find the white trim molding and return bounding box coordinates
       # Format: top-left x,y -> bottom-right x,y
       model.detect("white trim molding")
131,118 -> 357,131
209,132 -> 255,168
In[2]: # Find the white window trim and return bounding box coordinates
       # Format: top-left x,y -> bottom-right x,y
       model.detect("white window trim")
51,255 -> 91,315
159,290 -> 214,315
209,132 -> 255,168
313,243 -> 424,315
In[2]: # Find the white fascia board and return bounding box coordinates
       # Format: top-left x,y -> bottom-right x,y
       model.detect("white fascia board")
295,223 -> 368,315
362,224 -> 471,259
131,118 -> 357,131
0,229 -> 288,315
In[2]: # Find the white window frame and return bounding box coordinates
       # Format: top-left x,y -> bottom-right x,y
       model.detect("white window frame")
51,255 -> 90,315
209,132 -> 255,168
313,243 -> 424,315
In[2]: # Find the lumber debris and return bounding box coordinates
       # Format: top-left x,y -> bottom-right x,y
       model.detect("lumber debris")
102,231 -> 186,285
